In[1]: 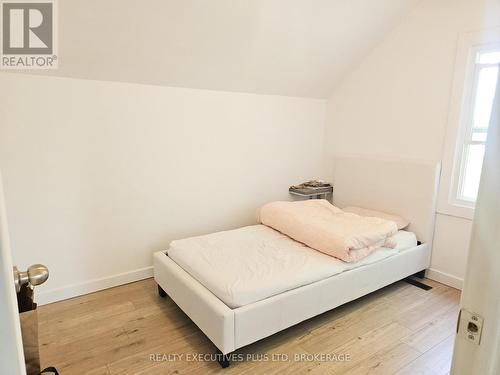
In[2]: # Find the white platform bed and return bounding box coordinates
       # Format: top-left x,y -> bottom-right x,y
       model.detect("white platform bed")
153,156 -> 441,367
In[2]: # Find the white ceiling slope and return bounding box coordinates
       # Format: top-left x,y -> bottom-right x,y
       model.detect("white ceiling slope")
42,0 -> 419,98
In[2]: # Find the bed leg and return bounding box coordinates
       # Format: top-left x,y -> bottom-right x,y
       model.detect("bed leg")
404,270 -> 432,290
412,270 -> 426,279
158,284 -> 167,298
216,349 -> 231,368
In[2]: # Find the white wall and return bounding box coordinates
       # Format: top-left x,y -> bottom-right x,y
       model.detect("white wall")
0,73 -> 325,304
324,0 -> 500,289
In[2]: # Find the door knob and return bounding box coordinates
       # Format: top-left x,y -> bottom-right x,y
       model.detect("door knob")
13,264 -> 49,293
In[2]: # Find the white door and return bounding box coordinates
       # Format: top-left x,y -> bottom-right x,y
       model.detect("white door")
0,171 -> 26,375
450,72 -> 500,373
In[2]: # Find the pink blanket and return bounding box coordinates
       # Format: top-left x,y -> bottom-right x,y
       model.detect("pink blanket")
257,200 -> 398,262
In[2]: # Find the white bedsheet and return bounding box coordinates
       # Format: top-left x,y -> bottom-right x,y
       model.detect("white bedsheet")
167,225 -> 417,308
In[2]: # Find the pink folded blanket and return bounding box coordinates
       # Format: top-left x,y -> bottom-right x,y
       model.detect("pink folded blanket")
257,200 -> 398,262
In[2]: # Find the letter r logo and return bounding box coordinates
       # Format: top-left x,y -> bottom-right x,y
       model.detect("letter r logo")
2,2 -> 53,54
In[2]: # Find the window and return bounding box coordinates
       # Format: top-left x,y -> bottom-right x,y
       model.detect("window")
439,31 -> 500,220
452,48 -> 500,205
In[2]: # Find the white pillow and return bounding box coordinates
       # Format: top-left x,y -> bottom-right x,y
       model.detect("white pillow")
342,206 -> 410,230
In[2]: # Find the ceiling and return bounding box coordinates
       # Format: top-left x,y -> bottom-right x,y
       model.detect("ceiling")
33,0 -> 420,98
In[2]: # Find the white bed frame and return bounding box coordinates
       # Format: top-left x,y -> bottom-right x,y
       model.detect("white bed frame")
153,156 -> 441,367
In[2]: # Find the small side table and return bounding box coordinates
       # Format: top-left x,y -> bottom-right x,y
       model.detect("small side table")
289,186 -> 333,200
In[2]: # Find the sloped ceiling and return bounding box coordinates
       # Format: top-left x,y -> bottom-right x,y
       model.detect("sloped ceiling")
36,0 -> 420,98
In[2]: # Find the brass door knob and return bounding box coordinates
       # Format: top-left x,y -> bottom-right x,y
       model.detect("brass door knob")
13,264 -> 49,293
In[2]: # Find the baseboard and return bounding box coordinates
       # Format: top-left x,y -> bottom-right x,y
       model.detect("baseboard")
36,266 -> 154,306
35,266 -> 462,305
426,268 -> 463,290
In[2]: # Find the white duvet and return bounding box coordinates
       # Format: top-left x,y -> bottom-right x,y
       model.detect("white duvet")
168,225 -> 417,308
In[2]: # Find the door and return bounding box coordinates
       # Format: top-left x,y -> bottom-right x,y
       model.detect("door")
450,69 -> 500,373
0,171 -> 26,375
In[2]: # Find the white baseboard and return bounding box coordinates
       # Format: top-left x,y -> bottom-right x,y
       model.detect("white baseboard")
35,265 -> 462,305
36,266 -> 154,306
426,268 -> 463,290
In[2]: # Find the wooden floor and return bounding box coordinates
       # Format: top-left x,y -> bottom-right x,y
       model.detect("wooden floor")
38,278 -> 460,375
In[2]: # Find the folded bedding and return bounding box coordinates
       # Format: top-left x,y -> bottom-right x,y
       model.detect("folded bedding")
257,200 -> 398,262
168,225 -> 417,308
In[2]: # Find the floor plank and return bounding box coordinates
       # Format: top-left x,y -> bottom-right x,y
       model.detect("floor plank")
395,336 -> 456,375
38,278 -> 460,375
340,342 -> 421,375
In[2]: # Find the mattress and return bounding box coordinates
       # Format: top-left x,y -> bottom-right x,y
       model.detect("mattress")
167,225 -> 417,308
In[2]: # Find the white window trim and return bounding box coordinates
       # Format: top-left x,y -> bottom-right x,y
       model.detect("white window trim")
438,29 -> 500,220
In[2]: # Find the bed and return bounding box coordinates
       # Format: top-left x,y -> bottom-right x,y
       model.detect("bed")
153,156 -> 441,367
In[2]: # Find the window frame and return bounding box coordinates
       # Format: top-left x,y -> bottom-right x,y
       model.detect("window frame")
438,30 -> 500,220
454,47 -> 498,205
